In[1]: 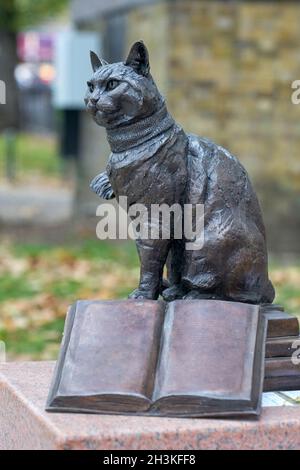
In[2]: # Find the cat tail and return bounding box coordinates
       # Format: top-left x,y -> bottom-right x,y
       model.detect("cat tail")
90,171 -> 115,200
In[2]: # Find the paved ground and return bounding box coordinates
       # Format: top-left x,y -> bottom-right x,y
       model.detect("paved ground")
0,185 -> 73,225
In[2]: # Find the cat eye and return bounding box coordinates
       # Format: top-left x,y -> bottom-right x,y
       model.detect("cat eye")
87,81 -> 94,93
106,79 -> 119,91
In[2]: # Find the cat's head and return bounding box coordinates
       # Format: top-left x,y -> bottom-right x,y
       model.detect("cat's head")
85,41 -> 164,129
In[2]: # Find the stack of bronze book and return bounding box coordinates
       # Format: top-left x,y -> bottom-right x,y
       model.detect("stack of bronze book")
264,305 -> 300,391
46,300 -> 300,418
47,299 -> 267,417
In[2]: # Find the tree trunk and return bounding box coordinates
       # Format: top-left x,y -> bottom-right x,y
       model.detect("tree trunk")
0,30 -> 19,131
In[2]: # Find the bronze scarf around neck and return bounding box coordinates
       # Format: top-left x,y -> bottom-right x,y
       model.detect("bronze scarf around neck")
106,105 -> 176,153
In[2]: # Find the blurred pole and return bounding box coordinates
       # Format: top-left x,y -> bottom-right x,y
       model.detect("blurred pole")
60,109 -> 79,181
4,128 -> 17,182
0,24 -> 20,134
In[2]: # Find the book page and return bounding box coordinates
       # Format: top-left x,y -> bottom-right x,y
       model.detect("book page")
54,300 -> 165,410
153,300 -> 260,407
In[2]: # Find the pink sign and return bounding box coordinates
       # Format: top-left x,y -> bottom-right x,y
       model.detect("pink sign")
18,32 -> 54,62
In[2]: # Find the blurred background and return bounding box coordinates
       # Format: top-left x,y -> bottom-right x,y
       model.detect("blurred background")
0,0 -> 300,361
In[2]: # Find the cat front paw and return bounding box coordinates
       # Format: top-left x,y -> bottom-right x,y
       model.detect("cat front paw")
183,289 -> 221,300
162,284 -> 187,301
128,288 -> 159,300
90,172 -> 115,200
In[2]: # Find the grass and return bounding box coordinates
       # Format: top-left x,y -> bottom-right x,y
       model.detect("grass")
0,240 -> 139,360
0,274 -> 40,301
0,319 -> 65,357
0,132 -> 61,180
12,239 -> 138,265
0,240 -> 299,360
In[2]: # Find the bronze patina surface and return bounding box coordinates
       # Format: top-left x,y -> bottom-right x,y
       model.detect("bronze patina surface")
47,299 -> 268,417
87,41 -> 275,305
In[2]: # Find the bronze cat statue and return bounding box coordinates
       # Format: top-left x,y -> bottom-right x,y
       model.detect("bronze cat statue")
86,41 -> 275,304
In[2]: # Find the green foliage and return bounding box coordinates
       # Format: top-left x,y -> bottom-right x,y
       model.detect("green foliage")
0,0 -> 69,32
16,0 -> 69,29
0,0 -> 18,31
12,240 -> 139,267
0,240 -> 140,359
0,274 -> 39,301
0,133 -> 61,178
0,318 -> 64,357
49,279 -> 82,299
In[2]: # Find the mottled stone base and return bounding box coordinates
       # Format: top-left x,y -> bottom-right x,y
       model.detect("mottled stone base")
0,361 -> 300,450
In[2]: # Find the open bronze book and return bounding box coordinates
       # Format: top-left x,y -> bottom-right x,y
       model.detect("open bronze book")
46,299 -> 267,418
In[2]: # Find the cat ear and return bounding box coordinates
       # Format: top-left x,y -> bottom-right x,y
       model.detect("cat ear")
125,41 -> 150,76
90,51 -> 107,72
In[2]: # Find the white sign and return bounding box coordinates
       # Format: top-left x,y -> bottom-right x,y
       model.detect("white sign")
0,80 -> 6,105
53,30 -> 101,109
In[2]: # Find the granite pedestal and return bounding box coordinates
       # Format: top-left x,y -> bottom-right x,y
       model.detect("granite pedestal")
0,361 -> 300,450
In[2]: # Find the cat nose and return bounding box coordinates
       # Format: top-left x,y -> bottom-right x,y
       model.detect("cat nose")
90,97 -> 98,105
